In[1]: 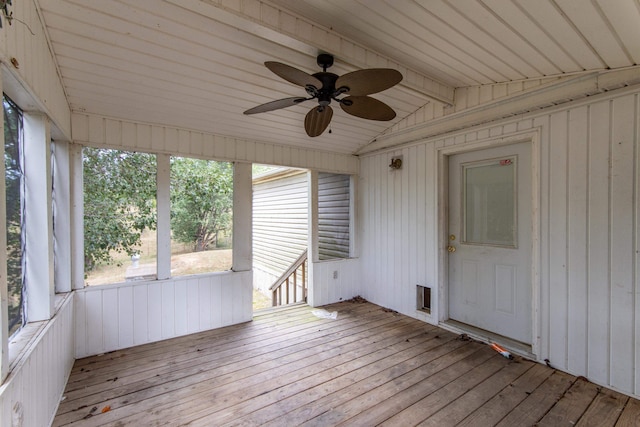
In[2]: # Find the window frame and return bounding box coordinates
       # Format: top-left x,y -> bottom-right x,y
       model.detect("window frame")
81,149 -> 237,286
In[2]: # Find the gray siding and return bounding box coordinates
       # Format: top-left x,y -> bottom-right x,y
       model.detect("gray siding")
318,173 -> 351,260
253,171 -> 308,281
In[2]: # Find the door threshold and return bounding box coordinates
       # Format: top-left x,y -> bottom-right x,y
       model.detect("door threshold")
440,319 -> 535,360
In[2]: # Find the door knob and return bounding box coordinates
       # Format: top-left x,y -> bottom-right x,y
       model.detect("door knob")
447,245 -> 456,253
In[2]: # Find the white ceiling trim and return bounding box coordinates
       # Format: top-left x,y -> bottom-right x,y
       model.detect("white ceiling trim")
168,0 -> 455,105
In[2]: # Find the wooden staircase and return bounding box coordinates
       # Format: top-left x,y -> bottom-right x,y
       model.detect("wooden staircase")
269,250 -> 307,307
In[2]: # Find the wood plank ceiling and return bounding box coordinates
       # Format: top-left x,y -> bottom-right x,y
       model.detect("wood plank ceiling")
38,0 -> 640,155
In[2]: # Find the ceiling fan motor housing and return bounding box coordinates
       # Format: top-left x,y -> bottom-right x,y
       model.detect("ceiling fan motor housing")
312,72 -> 339,107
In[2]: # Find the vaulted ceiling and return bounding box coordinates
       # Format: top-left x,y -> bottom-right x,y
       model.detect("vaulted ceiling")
38,0 -> 640,155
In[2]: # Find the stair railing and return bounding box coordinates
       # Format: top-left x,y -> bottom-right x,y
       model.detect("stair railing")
269,250 -> 307,306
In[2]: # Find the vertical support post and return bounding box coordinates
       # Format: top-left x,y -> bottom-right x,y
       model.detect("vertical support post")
23,113 -> 54,322
307,170 -> 318,306
70,143 -> 85,290
349,174 -> 357,258
52,141 -> 72,293
156,154 -> 171,280
232,162 -> 252,271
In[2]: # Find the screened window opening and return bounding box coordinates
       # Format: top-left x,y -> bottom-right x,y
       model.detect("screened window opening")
170,157 -> 233,275
83,148 -> 157,285
4,95 -> 24,336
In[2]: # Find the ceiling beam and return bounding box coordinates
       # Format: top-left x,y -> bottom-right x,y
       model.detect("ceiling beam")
167,0 -> 455,106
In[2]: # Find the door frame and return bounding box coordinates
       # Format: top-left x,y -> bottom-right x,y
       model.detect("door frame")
436,129 -> 541,357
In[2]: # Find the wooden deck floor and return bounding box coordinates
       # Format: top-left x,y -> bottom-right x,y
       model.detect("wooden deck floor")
54,300 -> 640,426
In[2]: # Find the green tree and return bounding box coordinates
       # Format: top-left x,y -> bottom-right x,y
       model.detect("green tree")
170,158 -> 233,251
4,96 -> 23,334
83,148 -> 157,271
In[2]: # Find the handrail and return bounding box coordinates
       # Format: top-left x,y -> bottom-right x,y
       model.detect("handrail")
269,250 -> 307,306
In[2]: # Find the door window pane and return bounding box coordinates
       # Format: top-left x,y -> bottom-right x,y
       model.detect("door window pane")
463,157 -> 516,247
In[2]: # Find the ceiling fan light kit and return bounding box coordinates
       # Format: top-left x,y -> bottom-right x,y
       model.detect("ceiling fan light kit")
244,54 -> 403,137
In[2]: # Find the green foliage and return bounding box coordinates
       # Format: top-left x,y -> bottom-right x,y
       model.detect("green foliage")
170,158 -> 233,251
4,96 -> 23,334
83,148 -> 157,271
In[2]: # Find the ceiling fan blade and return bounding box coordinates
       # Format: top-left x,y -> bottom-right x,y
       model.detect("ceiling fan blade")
335,69 -> 403,96
265,62 -> 322,88
244,97 -> 307,115
340,96 -> 396,121
304,106 -> 333,137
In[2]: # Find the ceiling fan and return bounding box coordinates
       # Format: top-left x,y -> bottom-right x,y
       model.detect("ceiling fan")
244,54 -> 403,137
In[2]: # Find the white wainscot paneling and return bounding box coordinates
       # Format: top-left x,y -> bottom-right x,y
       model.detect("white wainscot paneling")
0,294 -> 75,427
309,258 -> 361,307
74,271 -> 252,358
358,88 -> 640,398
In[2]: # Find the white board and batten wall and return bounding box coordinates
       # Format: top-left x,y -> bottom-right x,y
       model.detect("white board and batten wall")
359,86 -> 640,398
0,1 -> 75,425
0,295 -> 74,427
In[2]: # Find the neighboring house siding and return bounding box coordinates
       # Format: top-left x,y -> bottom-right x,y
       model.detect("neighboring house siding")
253,171 -> 308,294
359,87 -> 640,399
318,173 -> 351,260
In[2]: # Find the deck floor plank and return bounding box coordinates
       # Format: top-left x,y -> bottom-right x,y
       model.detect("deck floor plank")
416,358 -> 535,426
575,387 -> 629,427
57,308 -> 411,425
150,320 -> 432,426
376,353 -> 508,426
495,370 -> 576,426
221,334 -> 463,426
327,345 -> 498,426
536,377 -> 600,426
456,363 -> 553,426
616,397 -> 640,426
195,326 -> 446,426
58,303 -> 387,412
52,301 -> 640,427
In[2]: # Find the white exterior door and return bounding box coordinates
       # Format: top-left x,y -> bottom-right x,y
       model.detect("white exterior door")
448,142 -> 532,344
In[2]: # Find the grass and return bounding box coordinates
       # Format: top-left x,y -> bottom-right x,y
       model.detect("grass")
85,229 -> 232,285
85,229 -> 274,312
253,289 -> 272,311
